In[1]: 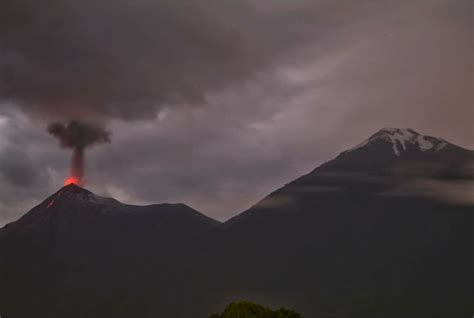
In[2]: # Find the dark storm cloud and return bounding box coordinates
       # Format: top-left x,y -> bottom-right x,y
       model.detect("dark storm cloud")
0,0 -> 270,120
0,0 -> 379,121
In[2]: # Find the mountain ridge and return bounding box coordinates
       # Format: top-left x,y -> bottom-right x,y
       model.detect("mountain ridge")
2,127 -> 472,231
0,127 -> 472,318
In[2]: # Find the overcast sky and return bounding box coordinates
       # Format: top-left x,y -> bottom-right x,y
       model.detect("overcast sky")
0,0 -> 472,225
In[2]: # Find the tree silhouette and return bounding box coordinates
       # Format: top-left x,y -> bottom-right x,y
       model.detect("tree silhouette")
209,301 -> 301,318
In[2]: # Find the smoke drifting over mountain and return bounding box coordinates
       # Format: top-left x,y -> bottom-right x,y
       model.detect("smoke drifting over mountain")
48,121 -> 110,184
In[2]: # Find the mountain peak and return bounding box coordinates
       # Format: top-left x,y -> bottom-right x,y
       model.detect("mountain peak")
346,127 -> 449,156
60,183 -> 92,195
44,184 -> 123,210
49,183 -> 97,204
374,127 -> 419,136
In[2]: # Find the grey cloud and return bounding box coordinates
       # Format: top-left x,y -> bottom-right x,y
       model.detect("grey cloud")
0,110 -> 59,224
253,195 -> 297,210
0,0 -> 256,119
0,0 -> 303,121
0,147 -> 42,187
0,0 -> 394,121
380,179 -> 474,206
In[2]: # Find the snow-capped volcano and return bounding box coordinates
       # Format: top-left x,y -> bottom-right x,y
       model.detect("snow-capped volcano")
282,127 -> 473,197
347,128 -> 449,156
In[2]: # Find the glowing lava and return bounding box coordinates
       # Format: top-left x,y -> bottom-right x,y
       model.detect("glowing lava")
64,176 -> 80,186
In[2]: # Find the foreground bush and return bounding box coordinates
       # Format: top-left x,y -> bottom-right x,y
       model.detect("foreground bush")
209,301 -> 301,318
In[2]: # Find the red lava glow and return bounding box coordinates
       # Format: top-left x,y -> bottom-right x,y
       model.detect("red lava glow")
47,199 -> 55,208
64,177 -> 80,186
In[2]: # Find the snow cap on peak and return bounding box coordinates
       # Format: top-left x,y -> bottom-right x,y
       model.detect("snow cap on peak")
374,127 -> 419,136
348,127 -> 448,156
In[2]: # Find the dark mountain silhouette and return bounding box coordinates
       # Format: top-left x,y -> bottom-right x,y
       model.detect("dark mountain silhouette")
195,128 -> 473,317
1,128 -> 472,318
0,184 -> 220,318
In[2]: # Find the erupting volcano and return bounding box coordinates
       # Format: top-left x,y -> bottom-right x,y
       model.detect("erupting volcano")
48,121 -> 110,186
64,176 -> 81,186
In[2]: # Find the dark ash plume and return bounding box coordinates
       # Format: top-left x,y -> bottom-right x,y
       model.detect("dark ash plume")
48,121 -> 110,184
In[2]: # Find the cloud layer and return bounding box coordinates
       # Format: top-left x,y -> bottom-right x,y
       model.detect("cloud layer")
1,0 -> 333,120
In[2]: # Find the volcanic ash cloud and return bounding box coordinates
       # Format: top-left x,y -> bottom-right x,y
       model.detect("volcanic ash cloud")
48,121 -> 110,185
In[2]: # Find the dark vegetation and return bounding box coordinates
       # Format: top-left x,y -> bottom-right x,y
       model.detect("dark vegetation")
209,301 -> 301,318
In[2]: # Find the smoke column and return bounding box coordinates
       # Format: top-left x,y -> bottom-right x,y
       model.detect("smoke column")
48,121 -> 110,185
71,146 -> 85,183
